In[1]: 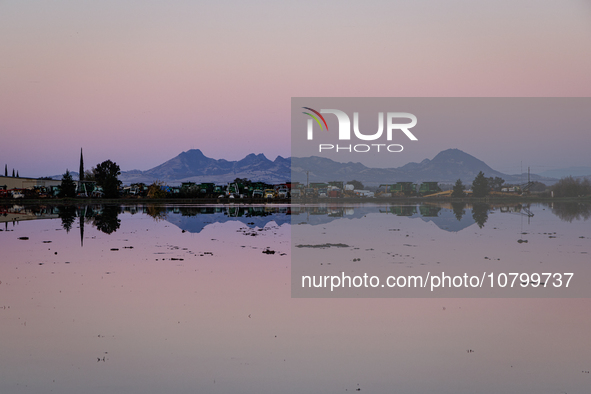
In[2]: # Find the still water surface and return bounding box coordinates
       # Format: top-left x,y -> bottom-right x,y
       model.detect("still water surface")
1,203 -> 590,393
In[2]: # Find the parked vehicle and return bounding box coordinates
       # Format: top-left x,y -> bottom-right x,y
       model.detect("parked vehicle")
277,188 -> 289,198
252,189 -> 263,198
264,189 -> 276,199
11,190 -> 25,199
354,190 -> 374,198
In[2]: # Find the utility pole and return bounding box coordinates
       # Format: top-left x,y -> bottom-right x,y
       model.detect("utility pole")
528,166 -> 530,184
306,171 -> 309,187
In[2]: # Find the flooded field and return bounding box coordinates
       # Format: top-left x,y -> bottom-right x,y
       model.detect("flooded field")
1,203 -> 590,393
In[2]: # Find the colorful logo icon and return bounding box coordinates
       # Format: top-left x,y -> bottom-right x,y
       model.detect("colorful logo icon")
302,107 -> 329,131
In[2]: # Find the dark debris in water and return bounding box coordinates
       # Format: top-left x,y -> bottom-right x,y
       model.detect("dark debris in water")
18,237 -> 29,240
295,243 -> 350,248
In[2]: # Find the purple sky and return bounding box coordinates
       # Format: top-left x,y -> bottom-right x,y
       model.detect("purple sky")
1,0 -> 591,177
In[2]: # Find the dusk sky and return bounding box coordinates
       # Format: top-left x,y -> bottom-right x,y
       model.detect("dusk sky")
1,0 -> 590,177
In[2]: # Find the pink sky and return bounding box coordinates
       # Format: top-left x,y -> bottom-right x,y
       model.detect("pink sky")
1,0 -> 591,176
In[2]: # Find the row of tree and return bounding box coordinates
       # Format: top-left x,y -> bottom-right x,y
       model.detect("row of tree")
452,172 -> 590,198
451,172 -> 497,198
3,165 -> 19,178
59,159 -> 121,198
550,176 -> 591,197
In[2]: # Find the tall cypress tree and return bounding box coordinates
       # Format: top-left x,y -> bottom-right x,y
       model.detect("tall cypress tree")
79,148 -> 84,182
12,169 -> 15,177
16,171 -> 19,178
4,164 -> 7,177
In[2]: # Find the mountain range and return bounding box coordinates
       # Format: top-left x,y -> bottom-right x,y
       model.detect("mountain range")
54,148 -> 580,186
120,150 -> 291,184
290,149 -> 556,186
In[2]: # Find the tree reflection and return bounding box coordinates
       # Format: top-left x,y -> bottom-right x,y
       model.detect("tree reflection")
92,205 -> 121,234
451,202 -> 466,222
145,204 -> 168,221
472,203 -> 490,228
58,205 -> 77,233
550,203 -> 591,222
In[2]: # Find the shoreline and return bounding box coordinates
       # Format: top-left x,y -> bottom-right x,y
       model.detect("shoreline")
2,195 -> 590,206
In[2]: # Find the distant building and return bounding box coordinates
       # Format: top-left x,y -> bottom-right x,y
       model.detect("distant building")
0,175 -> 61,189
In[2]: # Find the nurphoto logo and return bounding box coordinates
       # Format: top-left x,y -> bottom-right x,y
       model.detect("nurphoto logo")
302,107 -> 418,153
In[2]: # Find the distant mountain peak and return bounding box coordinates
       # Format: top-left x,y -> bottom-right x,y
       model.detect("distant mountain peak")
181,149 -> 205,156
432,148 -> 471,160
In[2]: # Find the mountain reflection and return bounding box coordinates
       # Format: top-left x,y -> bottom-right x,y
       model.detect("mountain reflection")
1,202 -> 589,237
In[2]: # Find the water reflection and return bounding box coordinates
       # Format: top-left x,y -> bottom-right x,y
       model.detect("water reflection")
90,205 -> 121,234
145,204 -> 168,221
548,202 -> 591,222
452,202 -> 466,221
57,204 -> 77,232
1,201 -> 591,393
1,202 -> 590,236
472,203 -> 490,228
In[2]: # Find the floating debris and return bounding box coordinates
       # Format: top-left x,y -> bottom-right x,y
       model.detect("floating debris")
262,249 -> 275,254
110,248 -> 119,251
18,237 -> 29,240
295,243 -> 350,248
